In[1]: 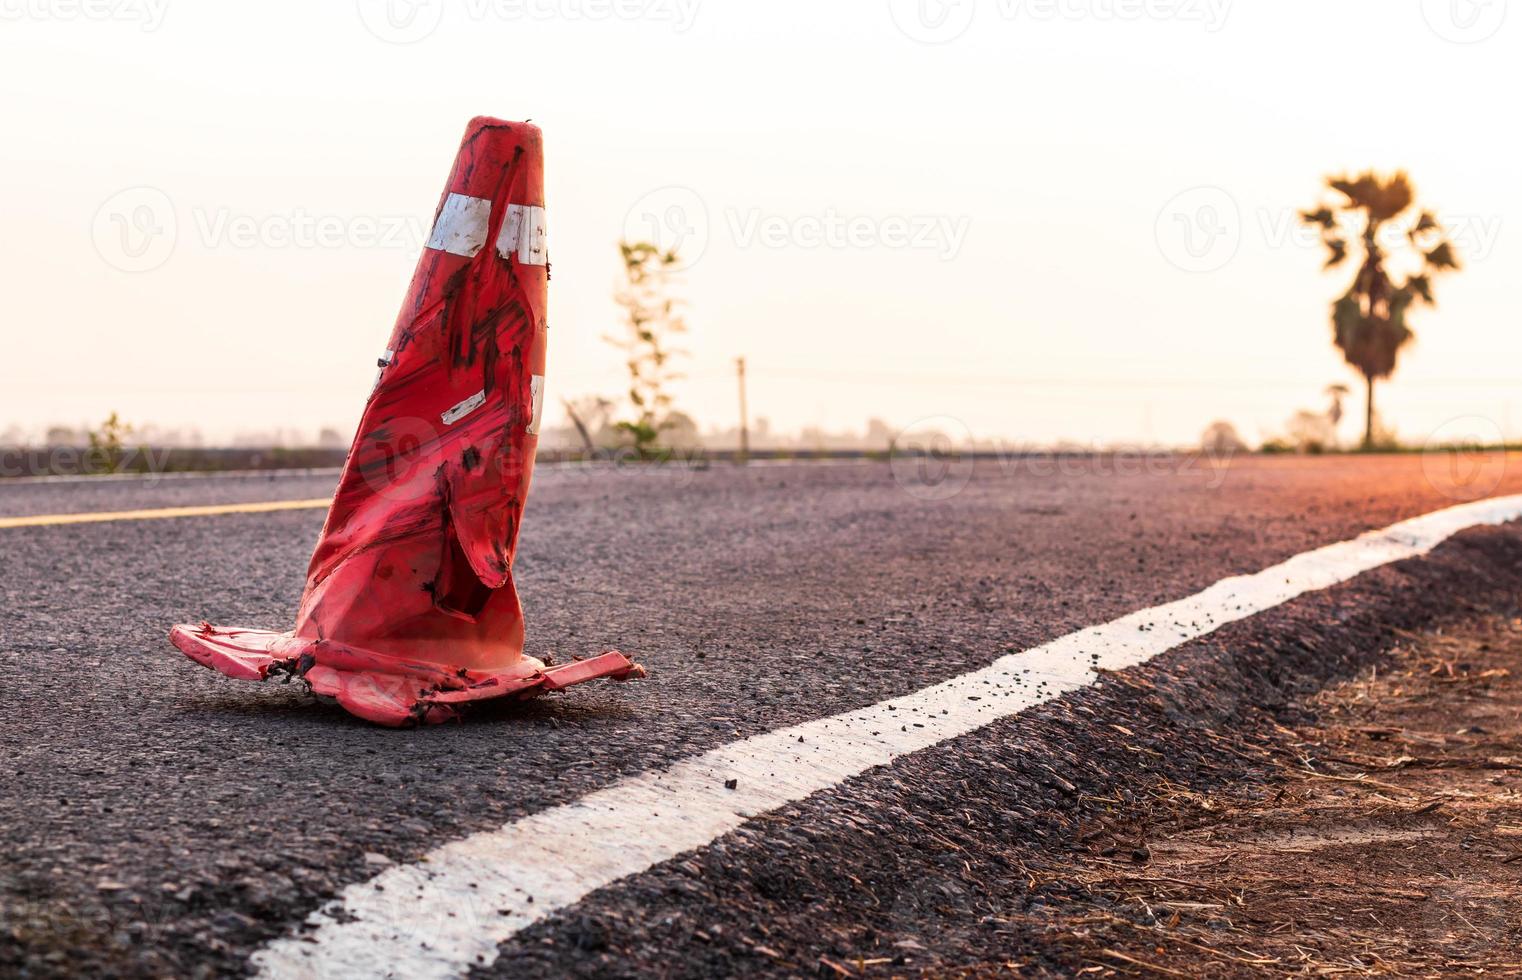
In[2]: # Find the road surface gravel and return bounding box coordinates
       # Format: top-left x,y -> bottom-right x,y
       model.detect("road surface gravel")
2,455 -> 1520,976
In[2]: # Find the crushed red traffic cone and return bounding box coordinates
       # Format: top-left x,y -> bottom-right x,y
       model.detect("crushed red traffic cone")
170,117 -> 643,726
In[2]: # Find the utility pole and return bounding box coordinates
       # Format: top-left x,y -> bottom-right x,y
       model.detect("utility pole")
736,356 -> 750,464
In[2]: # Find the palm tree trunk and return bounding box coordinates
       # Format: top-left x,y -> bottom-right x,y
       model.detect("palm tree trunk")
1363,374 -> 1375,450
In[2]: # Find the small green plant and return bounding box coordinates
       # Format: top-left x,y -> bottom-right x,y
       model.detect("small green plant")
87,411 -> 134,473
606,241 -> 688,459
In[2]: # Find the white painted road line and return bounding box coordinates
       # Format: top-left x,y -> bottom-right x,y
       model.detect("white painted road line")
252,493 -> 1522,980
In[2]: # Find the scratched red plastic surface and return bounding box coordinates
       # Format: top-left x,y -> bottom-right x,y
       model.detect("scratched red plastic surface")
170,117 -> 641,726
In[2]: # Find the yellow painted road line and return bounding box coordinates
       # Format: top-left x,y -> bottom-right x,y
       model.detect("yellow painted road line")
0,498 -> 331,530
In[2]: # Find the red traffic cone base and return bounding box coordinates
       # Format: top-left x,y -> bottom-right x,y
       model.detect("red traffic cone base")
169,117 -> 643,727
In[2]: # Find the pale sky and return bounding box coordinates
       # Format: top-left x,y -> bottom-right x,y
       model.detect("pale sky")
1,0 -> 1518,448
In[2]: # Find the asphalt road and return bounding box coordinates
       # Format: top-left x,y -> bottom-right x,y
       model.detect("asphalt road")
3,454 -> 1522,977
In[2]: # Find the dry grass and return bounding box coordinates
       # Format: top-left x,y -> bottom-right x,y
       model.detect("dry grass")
1009,617 -> 1522,977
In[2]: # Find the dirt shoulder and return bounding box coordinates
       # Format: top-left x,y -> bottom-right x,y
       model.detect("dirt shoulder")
1021,614 -> 1522,977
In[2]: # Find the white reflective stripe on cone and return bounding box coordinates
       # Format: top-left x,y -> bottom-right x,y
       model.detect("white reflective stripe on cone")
426,194 -> 491,257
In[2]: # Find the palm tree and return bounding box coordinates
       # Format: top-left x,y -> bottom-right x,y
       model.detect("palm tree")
1301,172 -> 1460,449
1324,382 -> 1349,427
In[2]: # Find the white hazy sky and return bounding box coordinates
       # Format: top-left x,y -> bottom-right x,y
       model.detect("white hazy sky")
1,0 -> 1517,447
